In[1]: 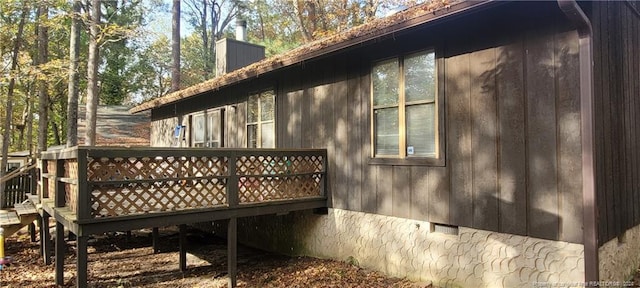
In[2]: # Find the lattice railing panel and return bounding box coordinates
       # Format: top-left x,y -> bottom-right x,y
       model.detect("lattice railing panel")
236,155 -> 324,176
64,160 -> 78,178
47,160 -> 56,199
189,156 -> 229,177
90,178 -> 227,217
65,183 -> 78,213
64,160 -> 79,212
87,156 -> 228,182
238,174 -> 323,203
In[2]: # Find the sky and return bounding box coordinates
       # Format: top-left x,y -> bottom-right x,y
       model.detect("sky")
145,0 -> 193,41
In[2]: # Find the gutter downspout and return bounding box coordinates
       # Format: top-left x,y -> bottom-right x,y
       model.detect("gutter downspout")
557,0 -> 598,283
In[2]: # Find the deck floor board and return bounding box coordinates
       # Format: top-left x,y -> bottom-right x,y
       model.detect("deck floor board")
0,211 -> 21,226
14,202 -> 38,216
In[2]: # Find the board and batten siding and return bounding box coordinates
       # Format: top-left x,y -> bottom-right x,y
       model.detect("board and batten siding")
591,1 -> 640,245
149,11 -> 583,244
269,26 -> 583,243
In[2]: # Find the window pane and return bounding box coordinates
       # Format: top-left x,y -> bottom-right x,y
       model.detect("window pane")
247,94 -> 259,123
405,51 -> 435,102
260,91 -> 275,121
193,114 -> 205,143
261,122 -> 275,148
375,108 -> 399,155
208,111 -> 220,142
247,124 -> 258,148
406,103 -> 435,157
373,58 -> 399,106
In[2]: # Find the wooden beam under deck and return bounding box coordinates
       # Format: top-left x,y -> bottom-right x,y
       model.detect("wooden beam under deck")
48,197 -> 327,288
46,197 -> 326,237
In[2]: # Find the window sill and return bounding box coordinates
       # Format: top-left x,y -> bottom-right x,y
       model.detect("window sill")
368,156 -> 445,167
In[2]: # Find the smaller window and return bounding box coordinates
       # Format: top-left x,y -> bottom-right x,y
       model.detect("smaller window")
192,110 -> 222,148
7,162 -> 21,172
247,90 -> 275,148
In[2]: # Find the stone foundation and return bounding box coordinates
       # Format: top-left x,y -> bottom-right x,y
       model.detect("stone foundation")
599,223 -> 640,283
209,208 -> 585,287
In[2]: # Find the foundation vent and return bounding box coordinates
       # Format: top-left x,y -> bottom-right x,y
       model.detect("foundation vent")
431,223 -> 459,235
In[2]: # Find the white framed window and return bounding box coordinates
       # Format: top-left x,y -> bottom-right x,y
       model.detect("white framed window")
247,90 -> 275,148
372,50 -> 438,159
7,162 -> 21,171
192,110 -> 222,148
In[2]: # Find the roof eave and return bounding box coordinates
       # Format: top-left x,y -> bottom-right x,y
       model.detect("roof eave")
130,0 -> 498,114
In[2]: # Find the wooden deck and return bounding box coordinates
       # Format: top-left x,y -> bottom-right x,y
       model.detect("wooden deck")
0,201 -> 39,240
0,210 -> 20,226
38,146 -> 328,288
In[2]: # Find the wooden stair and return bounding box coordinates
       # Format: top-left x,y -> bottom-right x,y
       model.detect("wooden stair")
0,200 -> 38,238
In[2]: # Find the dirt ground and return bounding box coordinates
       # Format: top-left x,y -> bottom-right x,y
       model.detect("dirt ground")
5,225 -> 640,288
0,227 -> 430,288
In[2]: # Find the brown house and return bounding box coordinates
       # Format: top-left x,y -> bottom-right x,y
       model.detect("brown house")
133,1 -> 640,286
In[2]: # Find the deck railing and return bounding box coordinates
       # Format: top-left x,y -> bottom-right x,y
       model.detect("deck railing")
40,146 -> 327,221
1,163 -> 37,208
1,168 -> 36,208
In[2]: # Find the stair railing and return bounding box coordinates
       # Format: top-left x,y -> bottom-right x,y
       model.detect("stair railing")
0,163 -> 37,208
0,163 -> 37,185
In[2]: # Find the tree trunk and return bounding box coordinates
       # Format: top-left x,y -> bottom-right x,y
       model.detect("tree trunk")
26,84 -> 34,159
85,0 -> 101,146
67,0 -> 81,147
16,102 -> 27,151
171,0 -> 181,92
37,3 -> 50,154
208,1 -> 216,76
51,121 -> 61,146
1,7 -> 28,204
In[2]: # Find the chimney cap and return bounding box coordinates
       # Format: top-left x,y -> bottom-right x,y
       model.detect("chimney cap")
235,18 -> 247,41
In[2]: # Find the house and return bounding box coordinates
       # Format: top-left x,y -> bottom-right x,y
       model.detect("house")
132,1 -> 640,286
1,150 -> 31,171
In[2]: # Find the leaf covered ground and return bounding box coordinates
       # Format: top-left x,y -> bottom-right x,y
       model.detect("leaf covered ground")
0,227 -> 430,288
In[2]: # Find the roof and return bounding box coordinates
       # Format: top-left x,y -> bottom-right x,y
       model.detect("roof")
78,105 -> 151,146
7,150 -> 30,157
131,0 -> 494,114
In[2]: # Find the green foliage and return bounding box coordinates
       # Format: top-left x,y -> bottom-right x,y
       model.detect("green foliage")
182,0 -> 242,80
128,35 -> 172,103
346,256 -> 359,266
181,34 -> 209,86
242,0 -> 419,56
99,0 -> 147,105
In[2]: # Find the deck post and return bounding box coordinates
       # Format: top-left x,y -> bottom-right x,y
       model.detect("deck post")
29,222 -> 36,242
227,152 -> 239,208
55,221 -> 65,286
179,224 -> 187,271
322,150 -> 328,198
228,217 -> 237,288
76,235 -> 88,288
41,212 -> 51,265
152,227 -> 159,253
76,148 -> 90,221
